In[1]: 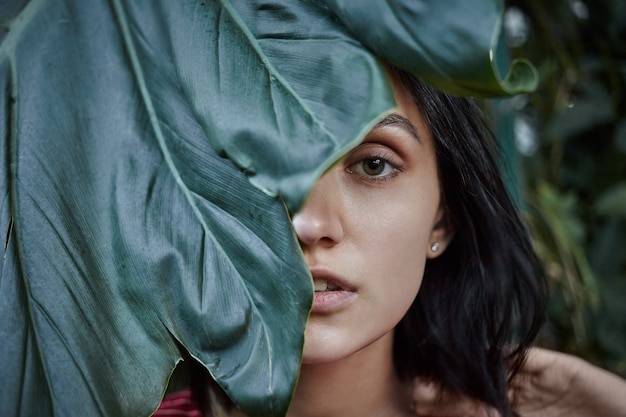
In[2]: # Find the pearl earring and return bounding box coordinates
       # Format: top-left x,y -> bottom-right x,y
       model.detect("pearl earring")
431,242 -> 440,252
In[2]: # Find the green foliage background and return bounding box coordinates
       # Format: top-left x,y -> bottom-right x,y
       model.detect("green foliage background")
500,0 -> 626,376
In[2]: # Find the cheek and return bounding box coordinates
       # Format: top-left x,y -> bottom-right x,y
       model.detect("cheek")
360,201 -> 433,313
343,176 -> 440,322
362,197 -> 434,272
380,221 -> 428,312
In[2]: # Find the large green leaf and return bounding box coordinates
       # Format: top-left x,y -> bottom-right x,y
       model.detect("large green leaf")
321,0 -> 538,97
1,1 -> 321,416
0,1 -> 536,416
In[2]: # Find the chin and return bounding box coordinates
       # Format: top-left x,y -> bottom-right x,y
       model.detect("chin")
300,335 -> 372,366
300,345 -> 354,366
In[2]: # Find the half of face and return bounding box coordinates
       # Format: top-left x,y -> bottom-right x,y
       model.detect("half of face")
291,77 -> 454,365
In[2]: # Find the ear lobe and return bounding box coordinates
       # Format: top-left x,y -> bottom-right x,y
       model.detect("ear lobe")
426,209 -> 455,259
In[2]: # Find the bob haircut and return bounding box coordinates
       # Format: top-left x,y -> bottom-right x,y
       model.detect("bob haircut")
390,68 -> 546,417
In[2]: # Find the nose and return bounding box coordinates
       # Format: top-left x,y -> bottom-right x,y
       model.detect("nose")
291,173 -> 344,248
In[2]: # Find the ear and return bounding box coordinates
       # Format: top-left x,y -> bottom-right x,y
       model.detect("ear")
426,206 -> 455,259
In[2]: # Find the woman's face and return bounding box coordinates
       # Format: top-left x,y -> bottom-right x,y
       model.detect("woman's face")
292,82 -> 451,364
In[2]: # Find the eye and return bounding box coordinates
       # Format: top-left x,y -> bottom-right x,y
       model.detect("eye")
348,157 -> 396,178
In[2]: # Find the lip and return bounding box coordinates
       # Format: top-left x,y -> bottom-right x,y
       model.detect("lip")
309,266 -> 357,313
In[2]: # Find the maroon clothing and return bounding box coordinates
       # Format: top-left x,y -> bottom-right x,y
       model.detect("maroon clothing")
154,388 -> 202,417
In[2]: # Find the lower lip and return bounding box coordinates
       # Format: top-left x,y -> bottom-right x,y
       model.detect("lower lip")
312,290 -> 357,313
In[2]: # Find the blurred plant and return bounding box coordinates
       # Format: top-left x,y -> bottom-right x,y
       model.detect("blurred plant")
502,0 -> 626,375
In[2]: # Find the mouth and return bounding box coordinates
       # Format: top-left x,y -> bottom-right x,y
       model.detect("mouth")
310,267 -> 355,293
309,268 -> 357,312
313,278 -> 342,292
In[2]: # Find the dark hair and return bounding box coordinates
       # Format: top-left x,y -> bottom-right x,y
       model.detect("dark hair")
391,68 -> 546,417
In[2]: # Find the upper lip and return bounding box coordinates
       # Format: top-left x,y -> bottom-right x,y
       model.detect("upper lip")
309,265 -> 356,292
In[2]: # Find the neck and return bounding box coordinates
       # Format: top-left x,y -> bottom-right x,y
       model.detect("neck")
286,332 -> 412,417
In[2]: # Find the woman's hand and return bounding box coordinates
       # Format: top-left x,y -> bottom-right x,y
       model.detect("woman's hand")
510,347 -> 626,417
411,347 -> 626,417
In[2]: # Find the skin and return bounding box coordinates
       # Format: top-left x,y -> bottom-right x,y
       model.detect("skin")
286,81 -> 453,417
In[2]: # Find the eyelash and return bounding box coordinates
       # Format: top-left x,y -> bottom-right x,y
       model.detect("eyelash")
346,152 -> 400,182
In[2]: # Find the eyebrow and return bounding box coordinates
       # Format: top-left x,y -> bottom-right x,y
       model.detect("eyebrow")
374,113 -> 422,143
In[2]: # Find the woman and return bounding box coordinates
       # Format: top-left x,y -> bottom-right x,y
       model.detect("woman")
158,67 -> 546,416
283,67 -> 545,417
